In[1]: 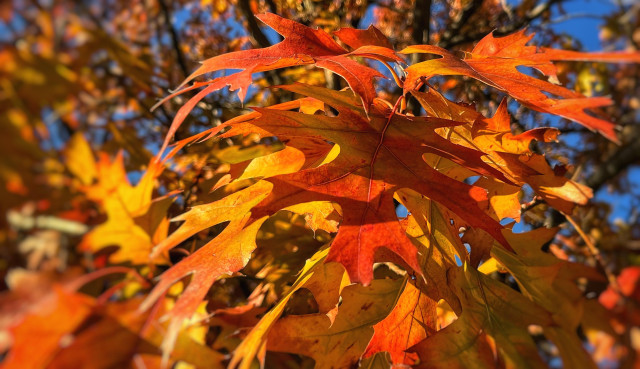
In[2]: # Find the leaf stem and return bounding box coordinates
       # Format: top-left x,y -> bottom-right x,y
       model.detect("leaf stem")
564,214 -> 621,294
381,60 -> 404,89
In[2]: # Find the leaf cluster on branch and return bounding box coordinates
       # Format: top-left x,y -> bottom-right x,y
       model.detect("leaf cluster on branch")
2,5 -> 640,369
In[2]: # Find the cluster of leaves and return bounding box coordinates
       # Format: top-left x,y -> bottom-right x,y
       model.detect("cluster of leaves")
2,3 -> 640,369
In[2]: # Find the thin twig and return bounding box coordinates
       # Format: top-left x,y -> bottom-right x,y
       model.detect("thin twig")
564,214 -> 621,294
158,0 -> 190,79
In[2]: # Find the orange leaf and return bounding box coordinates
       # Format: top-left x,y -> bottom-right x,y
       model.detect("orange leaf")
402,30 -> 640,142
212,84 -> 510,283
364,280 -> 437,366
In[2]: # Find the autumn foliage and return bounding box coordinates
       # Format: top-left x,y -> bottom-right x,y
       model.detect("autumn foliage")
2,2 -> 640,369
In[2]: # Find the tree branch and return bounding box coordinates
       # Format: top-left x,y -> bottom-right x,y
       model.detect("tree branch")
237,0 -> 283,87
238,0 -> 277,48
438,0 -> 482,48
440,0 -> 561,49
586,126 -> 640,192
411,0 -> 432,50
409,0 -> 432,115
158,0 -> 190,79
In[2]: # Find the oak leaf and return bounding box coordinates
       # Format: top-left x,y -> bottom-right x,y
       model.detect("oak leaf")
402,30 -> 640,142
1,287 -> 94,369
154,13 -> 402,155
413,89 -> 592,214
229,247 -> 348,369
363,279 -> 437,366
75,149 -> 167,265
491,227 -> 604,369
141,181 -> 272,359
266,278 -> 405,369
410,265 -> 553,369
211,83 -> 510,284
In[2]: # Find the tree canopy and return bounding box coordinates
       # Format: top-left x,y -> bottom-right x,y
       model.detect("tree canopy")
1,1 -> 640,368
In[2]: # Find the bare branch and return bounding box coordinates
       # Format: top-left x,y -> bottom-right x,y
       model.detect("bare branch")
158,0 -> 190,79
